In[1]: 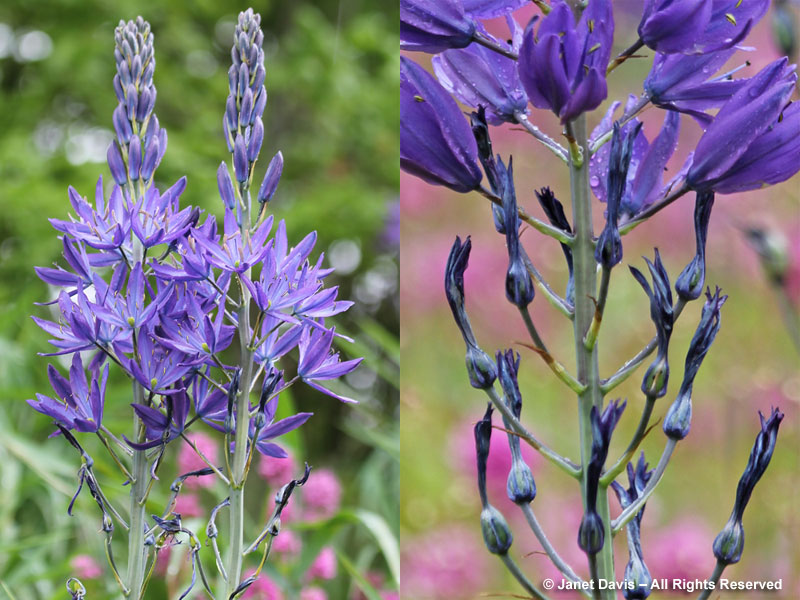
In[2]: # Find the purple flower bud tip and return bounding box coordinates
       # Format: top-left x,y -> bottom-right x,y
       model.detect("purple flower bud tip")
107,141 -> 127,186
233,134 -> 248,183
217,162 -> 236,210
258,151 -> 283,204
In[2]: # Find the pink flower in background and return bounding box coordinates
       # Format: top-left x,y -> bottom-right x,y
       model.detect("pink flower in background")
300,586 -> 328,600
648,516 -> 716,580
70,554 -> 102,579
307,547 -> 337,581
241,571 -> 284,600
401,524 -> 489,599
177,432 -> 219,489
174,493 -> 203,518
154,545 -> 171,577
272,529 -> 301,557
352,571 -> 396,600
302,468 -> 342,520
259,451 -> 297,487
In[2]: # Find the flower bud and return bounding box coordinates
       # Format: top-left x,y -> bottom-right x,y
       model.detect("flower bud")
501,159 -> 534,308
676,191 -> 714,301
662,389 -> 692,440
712,517 -> 744,565
623,551 -> 653,600
217,163 -> 236,210
141,137 -> 159,181
578,510 -> 605,555
253,86 -> 267,121
240,87 -> 253,127
233,134 -> 248,182
506,457 -> 536,504
465,345 -> 496,390
248,117 -> 263,162
258,151 -> 283,204
107,141 -> 127,186
128,135 -> 141,181
480,505 -> 513,555
113,104 -> 132,144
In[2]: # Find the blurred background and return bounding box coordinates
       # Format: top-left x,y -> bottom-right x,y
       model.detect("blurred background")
400,2 -> 799,599
0,0 -> 398,598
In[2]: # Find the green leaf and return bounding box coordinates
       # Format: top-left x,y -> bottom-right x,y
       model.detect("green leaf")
336,550 -> 383,600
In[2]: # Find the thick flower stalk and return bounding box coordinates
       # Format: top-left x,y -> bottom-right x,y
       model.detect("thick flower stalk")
401,0 -> 793,597
29,9 -> 360,599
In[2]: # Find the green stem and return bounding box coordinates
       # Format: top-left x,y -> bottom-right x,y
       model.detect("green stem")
126,242 -> 149,599
612,439 -> 676,534
568,115 -> 615,598
498,553 -> 549,600
518,504 -> 589,594
697,561 -> 726,600
223,189 -> 255,599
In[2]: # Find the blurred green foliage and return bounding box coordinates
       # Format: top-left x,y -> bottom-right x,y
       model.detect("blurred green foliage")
0,0 -> 398,597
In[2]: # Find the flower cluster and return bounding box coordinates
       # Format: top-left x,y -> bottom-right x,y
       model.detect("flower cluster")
30,9 -> 360,598
401,0 -> 790,596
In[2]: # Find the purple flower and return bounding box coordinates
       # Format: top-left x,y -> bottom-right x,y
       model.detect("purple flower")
401,0 -> 477,54
193,205 -> 274,273
694,0 -> 770,53
130,178 -> 192,248
518,0 -> 614,124
150,215 -> 222,282
644,49 -> 744,125
590,98 -> 683,219
702,101 -> 800,194
432,21 -> 527,124
638,0 -> 711,53
49,179 -> 131,262
35,237 -> 93,291
297,327 -> 362,403
27,354 -> 107,434
156,296 -> 235,366
93,263 -> 172,333
713,407 -> 783,565
400,56 -> 482,193
249,394 -> 313,458
128,385 -> 192,449
122,329 -> 192,395
687,59 -> 797,192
